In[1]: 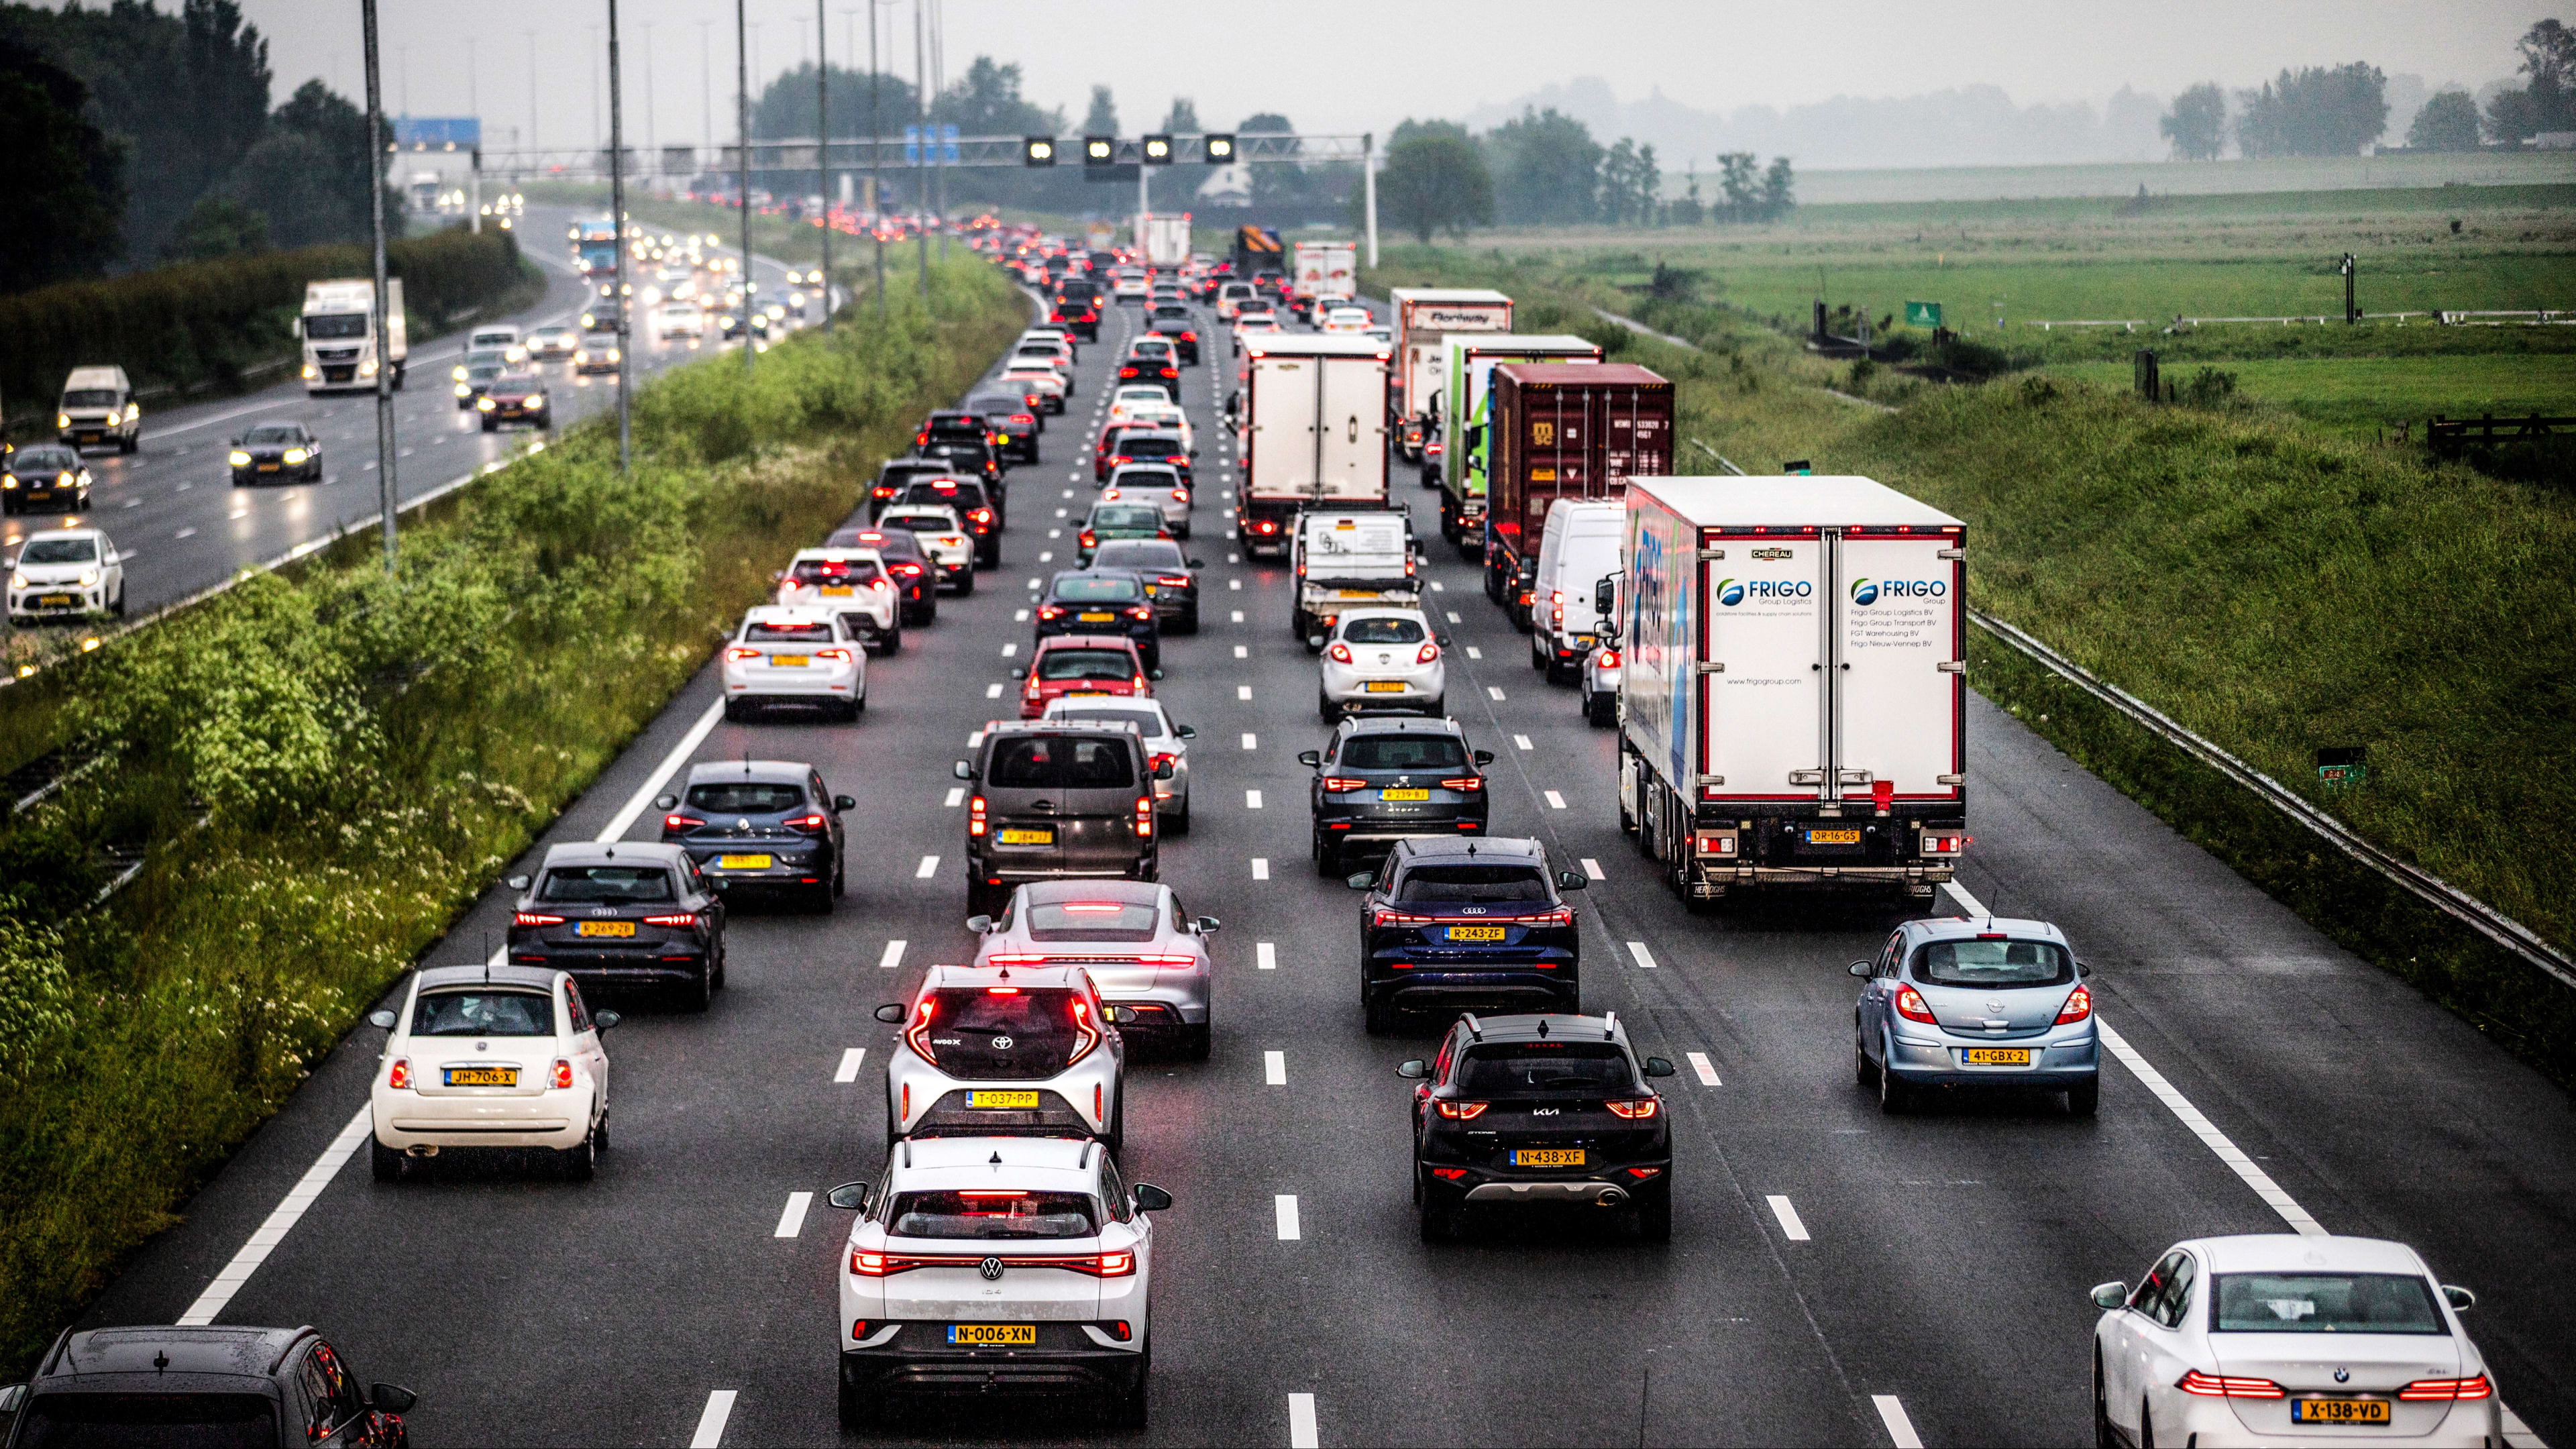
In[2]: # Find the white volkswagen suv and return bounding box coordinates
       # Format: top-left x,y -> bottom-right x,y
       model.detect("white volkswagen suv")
827,1136 -> 1170,1428
874,963 -> 1136,1150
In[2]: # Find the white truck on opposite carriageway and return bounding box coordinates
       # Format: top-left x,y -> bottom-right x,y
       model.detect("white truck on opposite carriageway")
299,278 -> 407,394
1232,333 -> 1391,558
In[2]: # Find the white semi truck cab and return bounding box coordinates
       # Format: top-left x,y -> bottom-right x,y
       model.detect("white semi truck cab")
299,278 -> 407,394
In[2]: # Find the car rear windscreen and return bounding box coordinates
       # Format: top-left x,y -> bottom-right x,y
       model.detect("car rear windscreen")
1911,939 -> 2072,988
1456,1042 -> 1637,1097
1091,507 -> 1163,531
1053,706 -> 1163,738
1342,616 -> 1427,645
1123,438 -> 1181,460
685,782 -> 806,814
920,987 -> 1088,1079
1338,735 -> 1468,772
745,621 -> 835,641
1024,899 -> 1160,941
1395,864 -> 1549,904
888,1188 -> 1097,1240
967,395 -> 1028,415
2211,1273 -> 2444,1334
1091,542 -> 1185,571
791,559 -> 882,585
987,735 -> 1135,788
17,1392 -> 279,1448
1053,576 -> 1140,601
539,865 -> 678,903
413,990 -> 555,1036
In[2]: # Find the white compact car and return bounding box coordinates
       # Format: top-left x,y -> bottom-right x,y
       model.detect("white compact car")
968,879 -> 1216,1057
1318,608 -> 1446,720
1039,696 -> 1195,833
1320,305 -> 1373,334
8,528 -> 125,620
1232,313 -> 1281,354
873,963 -> 1136,1149
1022,325 -> 1081,362
873,507 -> 977,592
1105,395 -> 1193,450
655,301 -> 705,340
827,1136 -> 1169,1428
1100,468 -> 1191,539
722,605 -> 866,721
775,549 -> 902,651
1112,270 -> 1150,304
1000,366 -> 1069,413
2090,1234 -> 2503,1448
365,963 -> 616,1181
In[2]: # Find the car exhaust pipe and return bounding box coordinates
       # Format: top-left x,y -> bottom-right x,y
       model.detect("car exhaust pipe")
1597,1186 -> 1629,1207
405,1145 -> 441,1158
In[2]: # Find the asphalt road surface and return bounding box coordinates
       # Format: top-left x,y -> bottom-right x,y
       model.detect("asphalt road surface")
7,204 -> 811,621
69,282 -> 2574,1447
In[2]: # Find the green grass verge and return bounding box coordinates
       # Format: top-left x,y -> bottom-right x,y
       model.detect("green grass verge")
0,252 -> 1026,1368
2041,354 -> 2576,439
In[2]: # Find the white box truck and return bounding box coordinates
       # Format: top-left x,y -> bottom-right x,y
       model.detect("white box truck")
1617,475 -> 1968,904
1389,288 -> 1510,462
1434,333 -> 1601,549
1233,334 -> 1391,558
1136,212 -> 1193,270
299,278 -> 407,393
1290,508 -> 1419,645
1291,239 -> 1357,311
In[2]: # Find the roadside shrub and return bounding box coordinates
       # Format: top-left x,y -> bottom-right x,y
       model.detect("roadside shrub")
2180,366 -> 2239,407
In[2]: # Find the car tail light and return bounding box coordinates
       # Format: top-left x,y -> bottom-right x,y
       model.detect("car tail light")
1894,985 -> 1938,1024
1067,999 -> 1102,1065
1518,590 -> 1534,608
849,1320 -> 870,1339
724,647 -> 760,661
1038,604 -> 1064,621
2398,1375 -> 2491,1401
896,563 -> 924,578
1159,575 -> 1191,588
1080,531 -> 1097,548
1134,795 -> 1155,840
643,912 -> 698,928
1320,777 -> 1368,794
904,998 -> 937,1063
1150,751 -> 1177,774
551,1058 -> 574,1089
816,647 -> 852,663
2176,1371 -> 2284,1399
1426,441 -> 1443,457
1434,1099 -> 1489,1120
1127,606 -> 1151,621
386,1058 -> 411,1089
1326,642 -> 1353,664
849,1248 -> 893,1277
1599,649 -> 1621,669
1417,642 -> 1441,664
2055,984 -> 2093,1024
1100,1320 -> 1132,1341
515,912 -> 565,928
1431,773 -> 1485,793
663,813 -> 706,833
1171,488 -> 1189,502
1430,1166 -> 1469,1180
1605,1098 -> 1660,1119
969,795 -> 987,837
1625,1166 -> 1663,1179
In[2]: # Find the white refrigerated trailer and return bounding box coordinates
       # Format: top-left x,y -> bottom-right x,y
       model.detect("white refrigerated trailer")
1232,334 -> 1392,558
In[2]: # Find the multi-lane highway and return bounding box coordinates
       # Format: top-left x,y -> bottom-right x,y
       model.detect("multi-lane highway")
5,205 -> 805,621
65,275 -> 2573,1446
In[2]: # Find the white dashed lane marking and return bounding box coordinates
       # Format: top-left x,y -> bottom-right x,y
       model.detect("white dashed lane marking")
1514,734 -> 1533,750
1872,1395 -> 1924,1449
834,1049 -> 867,1083
1686,1051 -> 1721,1085
1487,686 -> 1505,701
1767,1195 -> 1811,1241
1241,733 -> 1258,750
915,855 -> 940,879
1256,942 -> 1277,971
985,683 -> 1004,698
1464,647 -> 1483,660
879,940 -> 906,969
1233,645 -> 1248,658
1544,790 -> 1566,810
1580,857 -> 1605,879
1626,941 -> 1659,970
1251,857 -> 1269,880
689,1390 -> 737,1448
1264,1050 -> 1287,1085
1274,1193 -> 1301,1239
1245,790 -> 1263,809
944,787 -> 965,807
773,1191 -> 813,1238
1236,685 -> 1252,700
1287,1394 -> 1320,1449
1231,610 -> 1244,623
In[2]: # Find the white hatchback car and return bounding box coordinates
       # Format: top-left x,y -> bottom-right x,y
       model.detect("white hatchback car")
873,963 -> 1136,1150
968,879 -> 1218,1059
827,1136 -> 1169,1429
2091,1234 -> 2503,1448
1232,313 -> 1281,354
366,963 -> 616,1181
1039,696 -> 1195,832
1318,608 -> 1446,720
1100,467 -> 1191,539
1320,305 -> 1373,334
722,605 -> 866,721
8,528 -> 126,620
1000,366 -> 1069,413
655,301 -> 705,339
775,549 -> 902,650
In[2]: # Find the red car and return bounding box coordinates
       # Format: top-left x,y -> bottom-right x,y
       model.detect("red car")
1016,634 -> 1155,718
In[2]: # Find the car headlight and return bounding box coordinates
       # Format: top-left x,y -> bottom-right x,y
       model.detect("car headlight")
606,348 -> 620,362
525,394 -> 545,408
77,570 -> 97,587
124,403 -> 139,421
57,472 -> 72,486
453,365 -> 469,380
282,448 -> 307,464
7,573 -> 23,590
56,413 -> 70,429
229,450 -> 252,466
455,383 -> 472,396
359,359 -> 377,376
476,396 -> 496,411
301,364 -> 317,380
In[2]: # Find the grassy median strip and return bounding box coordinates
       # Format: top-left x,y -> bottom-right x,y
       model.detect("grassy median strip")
0,253 -> 1023,1366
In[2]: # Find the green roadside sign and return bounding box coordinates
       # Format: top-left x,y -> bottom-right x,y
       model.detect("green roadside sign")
1904,300 -> 1942,329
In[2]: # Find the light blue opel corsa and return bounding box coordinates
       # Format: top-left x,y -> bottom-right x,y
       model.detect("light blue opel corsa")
1851,915 -> 2100,1115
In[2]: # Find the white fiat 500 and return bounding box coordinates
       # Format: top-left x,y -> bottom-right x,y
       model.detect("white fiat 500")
826,1136 -> 1170,1428
2090,1234 -> 2504,1448
1318,608 -> 1446,721
968,879 -> 1218,1059
366,963 -> 616,1181
774,550 -> 901,651
722,606 -> 865,721
873,963 -> 1137,1150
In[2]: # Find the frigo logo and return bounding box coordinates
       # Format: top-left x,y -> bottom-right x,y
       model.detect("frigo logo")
1715,578 -> 1812,606
1848,578 -> 1947,606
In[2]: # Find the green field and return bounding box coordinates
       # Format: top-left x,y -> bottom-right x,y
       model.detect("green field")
2045,353 -> 2576,437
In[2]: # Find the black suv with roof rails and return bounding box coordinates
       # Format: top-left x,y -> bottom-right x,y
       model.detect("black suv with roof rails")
1345,836 -> 1587,1032
1,1324 -> 416,1447
654,759 -> 856,911
1399,1012 -> 1677,1242
1299,716 -> 1493,875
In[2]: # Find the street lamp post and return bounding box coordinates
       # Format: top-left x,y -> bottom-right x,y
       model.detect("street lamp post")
608,0 -> 632,474
362,0 -> 397,574
912,0 -> 926,298
869,1 -> 885,319
737,0 -> 754,376
816,0 -> 830,333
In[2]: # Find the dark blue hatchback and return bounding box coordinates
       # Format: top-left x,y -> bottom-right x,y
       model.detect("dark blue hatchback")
1346,837 -> 1587,1034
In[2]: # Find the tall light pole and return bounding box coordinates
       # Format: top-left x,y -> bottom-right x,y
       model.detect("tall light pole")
525,30 -> 538,172
467,37 -> 480,233
816,0 -> 831,333
608,0 -> 632,474
912,0 -> 926,298
698,20 -> 713,171
587,25 -> 601,152
641,23 -> 656,186
868,0 -> 884,319
737,0 -> 754,377
362,0 -> 398,574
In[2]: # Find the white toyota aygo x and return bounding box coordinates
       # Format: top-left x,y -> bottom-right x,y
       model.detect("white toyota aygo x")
827,1136 -> 1171,1429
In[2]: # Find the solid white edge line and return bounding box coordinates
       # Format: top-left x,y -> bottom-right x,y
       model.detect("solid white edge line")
594,700 -> 726,842
1767,1193 -> 1811,1241
689,1389 -> 738,1448
1625,941 -> 1658,970
1686,1051 -> 1721,1086
1256,942 -> 1278,971
1287,1392 -> 1320,1448
1872,1394 -> 1925,1449
1264,1049 -> 1287,1085
176,1101 -> 374,1326
1941,881 -> 2327,1237
879,939 -> 907,971
834,1048 -> 866,1083
774,1191 -> 814,1238
1274,1193 -> 1301,1240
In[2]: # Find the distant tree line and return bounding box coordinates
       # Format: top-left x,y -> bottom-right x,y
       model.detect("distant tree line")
2156,18 -> 2576,159
1373,107 -> 1793,245
0,0 -> 396,295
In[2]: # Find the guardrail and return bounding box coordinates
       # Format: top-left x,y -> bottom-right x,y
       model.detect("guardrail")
1972,609 -> 2576,989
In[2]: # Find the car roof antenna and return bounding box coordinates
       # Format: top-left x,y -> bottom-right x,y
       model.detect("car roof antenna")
1603,1011 -> 1618,1040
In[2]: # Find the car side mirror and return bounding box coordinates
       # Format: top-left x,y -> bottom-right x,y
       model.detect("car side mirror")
506,875 -> 531,892
873,1004 -> 907,1024
1556,870 -> 1588,891
368,1009 -> 397,1030
653,794 -> 677,810
1297,749 -> 1322,768
1344,871 -> 1377,891
1010,664 -> 1028,679
1130,1183 -> 1174,1213
1187,558 -> 1205,569
1437,634 -> 1452,646
368,1384 -> 417,1415
1472,750 -> 1495,766
833,794 -> 857,812
826,1181 -> 873,1212
0,1383 -> 22,1416
1849,961 -> 1872,977
1306,635 -> 1326,650
965,914 -> 995,934
953,760 -> 975,780
1104,1004 -> 1141,1024
2090,1282 -> 2130,1311
1153,757 -> 1175,780
769,570 -> 785,582
2078,961 -> 2094,977
1642,1057 -> 1677,1078
1174,724 -> 1197,739
1396,1059 -> 1429,1079
1150,669 -> 1165,681
1191,916 -> 1222,936
2443,1284 -> 2476,1312
593,1011 -> 621,1031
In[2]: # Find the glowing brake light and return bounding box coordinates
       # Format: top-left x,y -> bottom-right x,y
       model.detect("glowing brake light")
551,1058 -> 575,1089
663,813 -> 706,832
2177,1371 -> 2284,1399
643,912 -> 698,928
1433,1099 -> 1489,1120
1894,985 -> 1938,1024
2398,1375 -> 2491,1401
968,795 -> 987,837
1067,998 -> 1103,1064
2054,984 -> 2094,1024
386,1058 -> 411,1089
1599,649 -> 1621,668
725,647 -> 760,661
1439,777 -> 1483,792
515,912 -> 566,928
1605,1098 -> 1660,1119
1417,642 -> 1441,664
1326,642 -> 1353,663
903,998 -> 938,1063
1320,776 -> 1368,794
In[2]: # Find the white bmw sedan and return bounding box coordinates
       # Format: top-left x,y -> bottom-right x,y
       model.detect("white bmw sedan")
2090,1234 -> 2503,1447
366,963 -> 616,1181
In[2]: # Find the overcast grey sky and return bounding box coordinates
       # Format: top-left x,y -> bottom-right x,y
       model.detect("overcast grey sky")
235,0 -> 2538,155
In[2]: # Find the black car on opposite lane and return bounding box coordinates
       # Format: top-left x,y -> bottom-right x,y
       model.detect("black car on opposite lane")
1346,837 -> 1585,1032
826,523 -> 938,626
654,759 -> 855,911
506,843 -> 727,1010
1,445 -> 93,513
1036,570 -> 1162,673
1089,538 -> 1201,634
4,1324 -> 416,1448
1399,1012 -> 1676,1241
228,422 -> 323,485
1300,716 -> 1493,875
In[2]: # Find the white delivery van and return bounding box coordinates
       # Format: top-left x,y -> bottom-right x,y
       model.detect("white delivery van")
1529,498 -> 1625,682
56,367 -> 139,453
466,323 -> 525,362
1291,508 -> 1419,645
